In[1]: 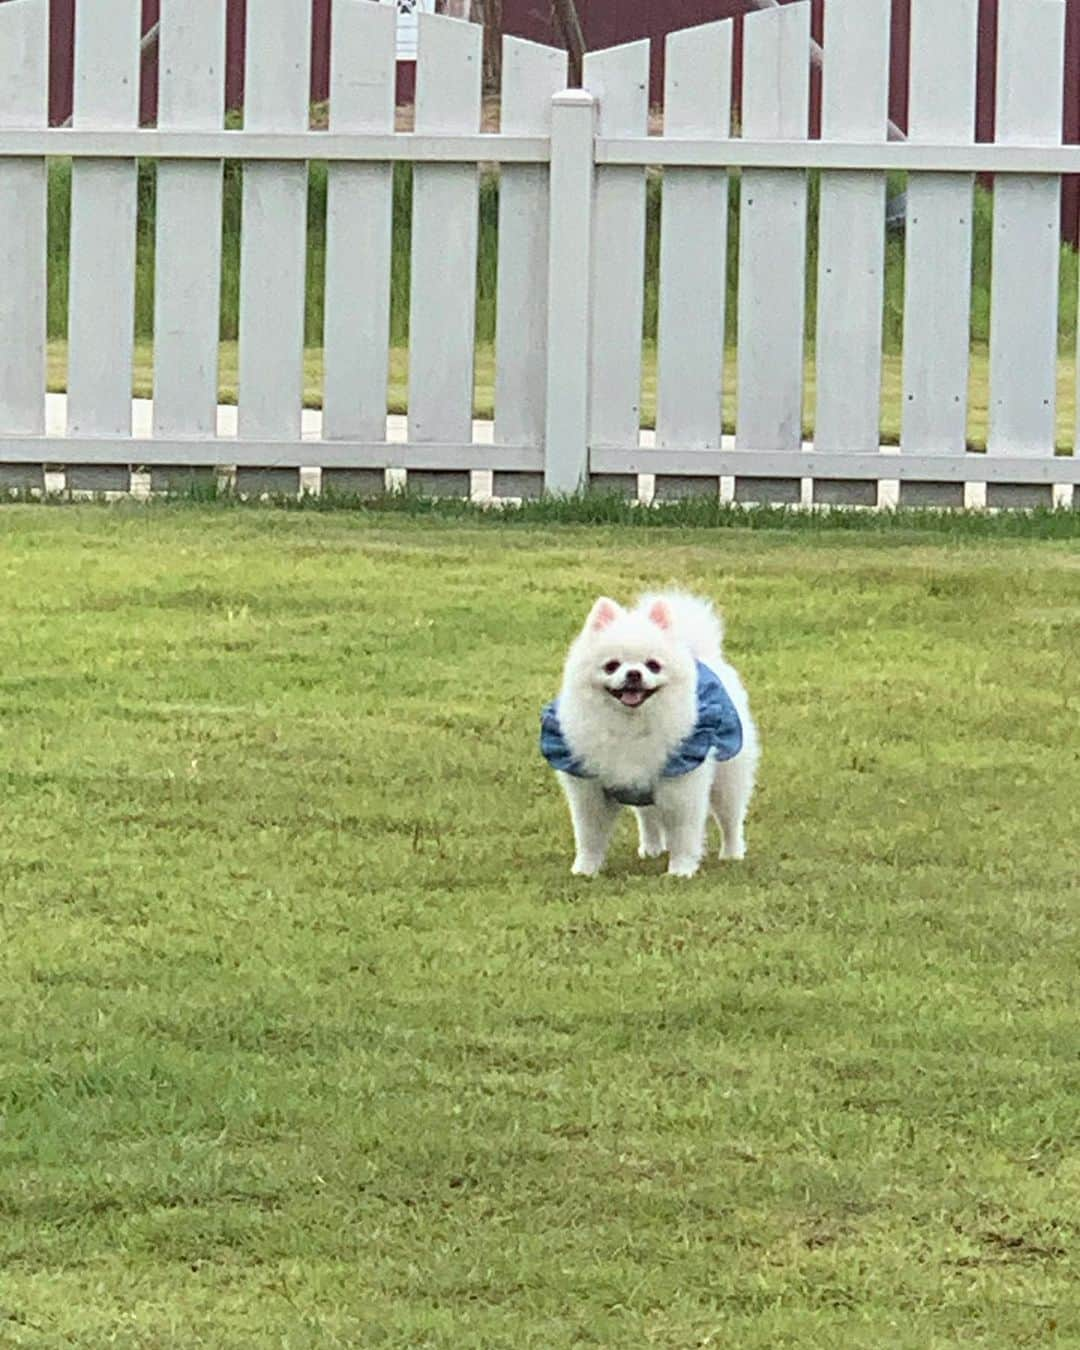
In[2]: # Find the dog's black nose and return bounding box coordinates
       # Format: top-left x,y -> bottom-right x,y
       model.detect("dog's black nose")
623,667 -> 643,687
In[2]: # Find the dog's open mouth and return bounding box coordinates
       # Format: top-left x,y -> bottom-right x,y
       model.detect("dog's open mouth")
608,685 -> 656,708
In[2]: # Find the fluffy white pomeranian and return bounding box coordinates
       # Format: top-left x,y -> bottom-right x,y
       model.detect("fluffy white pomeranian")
541,592 -> 759,878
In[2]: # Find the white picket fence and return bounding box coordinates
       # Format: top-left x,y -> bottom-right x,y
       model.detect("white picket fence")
0,0 -> 1078,507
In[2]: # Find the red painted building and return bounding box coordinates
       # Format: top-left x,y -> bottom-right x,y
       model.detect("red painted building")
43,0 -> 1080,238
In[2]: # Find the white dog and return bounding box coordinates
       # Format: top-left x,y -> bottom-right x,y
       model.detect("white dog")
541,592 -> 759,878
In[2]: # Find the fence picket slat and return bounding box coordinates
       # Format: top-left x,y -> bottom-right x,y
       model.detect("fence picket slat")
492,37 -> 567,500
987,0 -> 1064,506
735,1 -> 810,502
900,0 -> 978,503
0,0 -> 47,482
67,0 -> 141,486
584,40 -> 650,460
813,0 -> 889,502
323,0 -> 395,489
543,91 -> 596,494
153,0 -> 226,467
656,20 -> 732,476
407,13 -> 482,496
237,0 -> 311,485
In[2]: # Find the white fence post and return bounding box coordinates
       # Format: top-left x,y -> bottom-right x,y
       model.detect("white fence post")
543,89 -> 596,495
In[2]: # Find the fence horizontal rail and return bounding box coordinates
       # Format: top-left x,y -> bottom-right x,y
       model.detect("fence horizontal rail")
4,131 -> 1080,175
0,131 -> 551,164
598,139 -> 1080,174
590,450 -> 1080,484
0,439 -> 544,472
0,439 -> 1074,485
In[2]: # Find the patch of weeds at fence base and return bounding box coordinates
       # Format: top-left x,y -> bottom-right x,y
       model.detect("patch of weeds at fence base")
142,482 -> 1080,542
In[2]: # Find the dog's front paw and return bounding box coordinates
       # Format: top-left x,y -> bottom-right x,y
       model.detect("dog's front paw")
666,856 -> 701,879
571,856 -> 604,877
638,841 -> 667,860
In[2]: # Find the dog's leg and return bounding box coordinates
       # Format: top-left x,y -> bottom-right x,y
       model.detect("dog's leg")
634,806 -> 666,859
559,775 -> 621,876
710,750 -> 756,860
656,765 -> 713,878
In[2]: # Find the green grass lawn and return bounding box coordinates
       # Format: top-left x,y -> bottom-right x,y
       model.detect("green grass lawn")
46,340 -> 1079,452
1,505 -> 1077,1346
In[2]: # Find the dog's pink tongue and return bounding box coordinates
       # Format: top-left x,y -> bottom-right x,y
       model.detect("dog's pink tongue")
620,689 -> 646,708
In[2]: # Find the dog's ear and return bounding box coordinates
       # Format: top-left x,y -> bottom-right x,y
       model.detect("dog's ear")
647,599 -> 673,631
586,597 -> 622,632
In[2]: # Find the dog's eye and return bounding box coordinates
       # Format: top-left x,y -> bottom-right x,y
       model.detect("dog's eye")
603,660 -> 620,675
646,660 -> 662,674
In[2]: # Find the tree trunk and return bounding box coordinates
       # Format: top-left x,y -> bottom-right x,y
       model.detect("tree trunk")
551,0 -> 584,86
481,0 -> 502,93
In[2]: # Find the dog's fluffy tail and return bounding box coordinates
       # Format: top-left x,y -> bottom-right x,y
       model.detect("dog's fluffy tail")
637,591 -> 725,665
